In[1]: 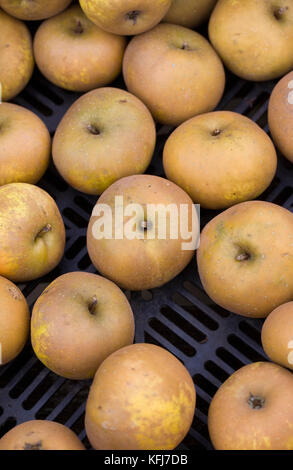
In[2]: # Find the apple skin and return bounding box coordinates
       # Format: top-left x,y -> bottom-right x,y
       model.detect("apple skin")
0,0 -> 72,21
0,420 -> 85,450
31,272 -> 135,380
123,23 -> 225,126
197,201 -> 293,318
0,276 -> 30,365
0,103 -> 50,186
163,111 -> 277,210
0,183 -> 65,283
163,0 -> 217,28
268,71 -> 293,164
85,343 -> 196,450
209,0 -> 293,81
87,174 -> 197,291
33,5 -> 126,93
0,10 -> 34,101
52,87 -> 156,195
79,0 -> 172,35
262,302 -> 293,371
208,362 -> 293,450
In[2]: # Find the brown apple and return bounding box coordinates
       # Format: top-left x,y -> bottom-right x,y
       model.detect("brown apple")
0,183 -> 65,283
209,0 -> 293,81
0,276 -> 29,365
0,103 -> 50,186
163,111 -> 277,209
0,9 -> 34,101
52,87 -> 156,195
123,23 -> 225,126
0,420 -> 85,450
31,272 -> 135,380
79,0 -> 172,35
0,0 -> 72,21
87,174 -> 198,291
85,343 -> 196,450
163,0 -> 217,28
208,362 -> 293,450
268,71 -> 293,163
262,302 -> 293,370
197,201 -> 293,318
33,4 -> 126,93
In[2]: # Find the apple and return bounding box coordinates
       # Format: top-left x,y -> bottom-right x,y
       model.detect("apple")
0,276 -> 29,365
208,362 -> 293,450
85,343 -> 196,450
163,111 -> 277,209
31,272 -> 135,380
33,5 -> 126,93
262,302 -> 293,370
0,0 -> 72,21
0,183 -> 65,283
79,0 -> 172,35
0,103 -> 50,186
163,0 -> 217,29
0,420 -> 85,450
123,23 -> 225,126
0,9 -> 34,101
87,174 -> 197,291
209,0 -> 293,81
268,71 -> 293,164
197,200 -> 293,318
52,87 -> 156,195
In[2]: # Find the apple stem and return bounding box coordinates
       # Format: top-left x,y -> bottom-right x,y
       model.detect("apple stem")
181,42 -> 190,50
74,20 -> 84,34
36,224 -> 52,239
88,295 -> 98,315
274,6 -> 288,19
236,252 -> 250,261
87,124 -> 101,136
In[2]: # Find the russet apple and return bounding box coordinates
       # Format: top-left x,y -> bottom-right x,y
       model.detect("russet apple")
0,420 -> 85,450
0,9 -> 34,101
123,23 -> 225,126
31,272 -> 135,380
208,362 -> 293,450
268,71 -> 293,163
79,0 -> 172,35
163,0 -> 217,29
197,201 -> 293,318
0,183 -> 65,283
85,343 -> 196,450
0,103 -> 50,186
262,302 -> 293,370
33,5 -> 126,93
163,111 -> 277,209
53,87 -> 156,195
209,0 -> 293,81
87,174 -> 197,291
0,0 -> 72,21
0,276 -> 29,365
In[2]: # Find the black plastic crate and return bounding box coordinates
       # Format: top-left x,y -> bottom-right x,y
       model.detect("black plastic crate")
0,25 -> 293,451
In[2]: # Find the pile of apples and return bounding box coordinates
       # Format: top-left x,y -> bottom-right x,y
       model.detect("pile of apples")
1,0 -> 293,451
